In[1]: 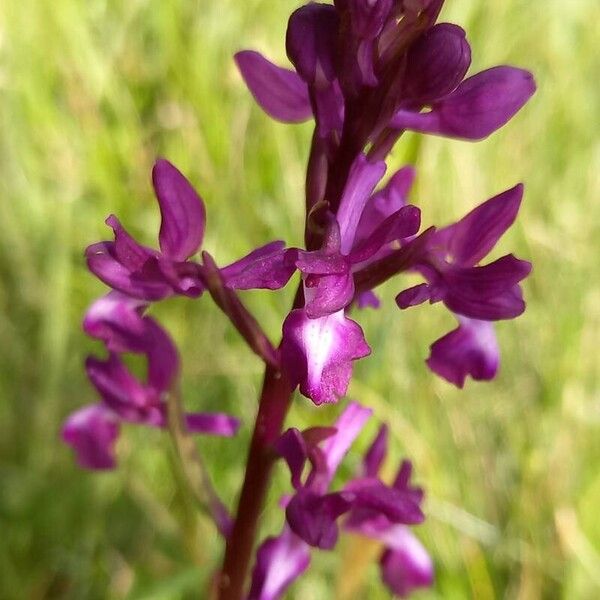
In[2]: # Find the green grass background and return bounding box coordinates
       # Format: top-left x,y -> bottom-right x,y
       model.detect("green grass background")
1,0 -> 599,598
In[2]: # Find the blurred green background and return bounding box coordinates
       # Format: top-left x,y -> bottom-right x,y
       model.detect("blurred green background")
1,0 -> 599,598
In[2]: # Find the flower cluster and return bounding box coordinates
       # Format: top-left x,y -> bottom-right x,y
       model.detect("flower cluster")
238,0 -> 534,401
62,0 -> 535,598
249,402 -> 433,599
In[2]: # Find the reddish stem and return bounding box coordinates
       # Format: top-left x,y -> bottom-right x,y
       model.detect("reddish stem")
216,287 -> 303,600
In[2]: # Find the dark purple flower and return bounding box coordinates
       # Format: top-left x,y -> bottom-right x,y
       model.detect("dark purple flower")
280,155 -> 421,405
62,404 -> 119,470
286,3 -> 345,137
291,155 -> 419,317
395,184 -> 529,384
87,159 -> 295,301
426,316 -> 499,387
87,159 -> 206,300
248,524 -> 311,600
280,406 -> 425,546
343,426 -> 434,597
380,539 -> 434,598
248,402 -> 372,599
250,403 -> 432,599
396,185 -> 530,320
62,294 -> 240,470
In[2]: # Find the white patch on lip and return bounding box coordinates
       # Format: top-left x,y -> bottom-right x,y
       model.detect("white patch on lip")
300,310 -> 344,390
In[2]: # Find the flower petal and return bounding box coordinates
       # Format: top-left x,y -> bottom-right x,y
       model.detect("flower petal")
348,481 -> 425,525
82,292 -> 148,352
184,413 -> 240,436
286,3 -> 339,84
426,317 -> 499,387
391,66 -> 536,140
321,400 -> 373,481
62,404 -> 120,470
356,290 -> 381,309
286,489 -> 354,549
86,242 -> 172,300
152,159 -> 206,261
442,255 -> 531,319
85,355 -> 159,422
355,165 -> 415,243
235,51 -> 312,123
303,269 -> 355,318
403,23 -> 471,103
436,184 -> 523,266
380,531 -> 434,597
274,428 -> 309,490
395,283 -> 432,309
336,154 -> 387,254
222,241 -> 296,290
248,526 -> 311,600
349,205 -> 421,265
106,214 -> 156,270
363,424 -> 388,478
281,309 -> 371,405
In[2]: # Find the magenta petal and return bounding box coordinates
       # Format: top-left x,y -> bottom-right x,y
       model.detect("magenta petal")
395,283 -> 432,309
106,215 -> 156,271
392,66 -> 536,140
143,317 -> 180,392
336,154 -> 387,253
380,530 -> 434,597
445,283 -> 527,321
274,428 -> 309,490
152,159 -> 206,261
363,424 -> 388,478
235,51 -> 312,123
286,489 -> 354,549
85,355 -> 156,420
356,290 -> 381,309
303,269 -> 355,318
293,250 -> 348,275
312,80 -> 346,136
184,413 -> 240,436
281,310 -> 371,405
248,526 -> 310,600
62,404 -> 120,470
404,23 -> 471,103
341,0 -> 392,39
222,241 -> 296,290
83,292 -> 148,352
286,3 -> 339,84
321,401 -> 372,482
443,255 -> 531,319
86,242 -> 172,300
426,317 -> 499,387
436,184 -> 523,266
349,481 -> 425,525
349,205 -> 421,265
355,165 -> 415,243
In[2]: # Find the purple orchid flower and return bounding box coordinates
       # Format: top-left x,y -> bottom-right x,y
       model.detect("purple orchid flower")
426,316 -> 499,388
281,154 -> 421,405
344,425 -> 434,597
86,159 -> 295,302
248,402 -> 432,599
62,293 -> 240,470
395,184 -> 529,385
